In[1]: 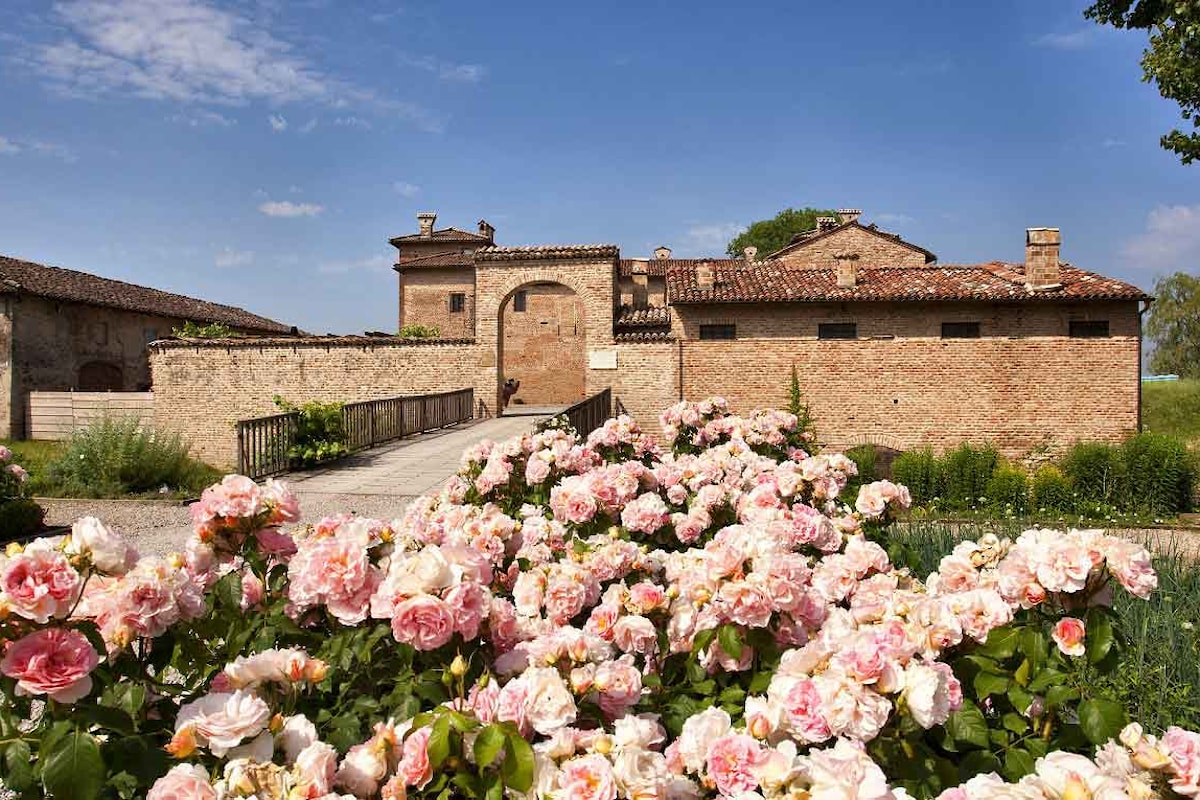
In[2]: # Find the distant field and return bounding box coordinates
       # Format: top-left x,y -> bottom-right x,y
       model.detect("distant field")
1144,378 -> 1200,445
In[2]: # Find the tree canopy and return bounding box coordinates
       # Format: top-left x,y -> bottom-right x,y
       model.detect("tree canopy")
1146,271 -> 1200,377
1086,0 -> 1200,164
725,207 -> 837,258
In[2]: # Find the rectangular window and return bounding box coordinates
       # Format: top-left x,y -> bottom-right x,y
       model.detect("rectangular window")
699,324 -> 736,340
449,292 -> 465,313
513,290 -> 527,312
941,321 -> 981,339
818,322 -> 857,340
1069,320 -> 1110,338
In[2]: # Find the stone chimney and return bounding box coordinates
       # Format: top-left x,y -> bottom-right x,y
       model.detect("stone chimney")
1025,228 -> 1062,289
696,262 -> 714,289
478,219 -> 496,241
835,252 -> 860,288
816,216 -> 839,233
743,245 -> 758,262
417,212 -> 437,238
837,208 -> 862,225
654,245 -> 672,260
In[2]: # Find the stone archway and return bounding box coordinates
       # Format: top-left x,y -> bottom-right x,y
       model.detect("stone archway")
842,434 -> 906,479
498,282 -> 587,410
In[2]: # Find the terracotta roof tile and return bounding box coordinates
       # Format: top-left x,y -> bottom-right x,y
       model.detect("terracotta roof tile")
619,258 -> 739,277
770,220 -> 937,263
615,305 -> 673,327
665,261 -> 1150,305
614,330 -> 675,342
154,334 -> 474,349
0,254 -> 292,333
389,227 -> 492,245
475,244 -> 619,262
393,251 -> 475,270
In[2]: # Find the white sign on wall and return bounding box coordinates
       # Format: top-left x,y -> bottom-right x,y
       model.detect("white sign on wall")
588,349 -> 618,370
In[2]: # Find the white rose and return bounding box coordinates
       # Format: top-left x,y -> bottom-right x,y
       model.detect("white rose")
676,707 -> 731,773
69,516 -> 134,574
901,662 -> 949,729
294,741 -> 337,795
522,667 -> 578,735
175,690 -> 271,757
280,714 -> 318,762
612,747 -> 669,799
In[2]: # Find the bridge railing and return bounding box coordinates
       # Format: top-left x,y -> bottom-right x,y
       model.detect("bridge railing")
236,411 -> 300,480
562,388 -> 612,439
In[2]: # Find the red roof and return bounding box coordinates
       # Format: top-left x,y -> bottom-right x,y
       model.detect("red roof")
615,305 -> 673,327
389,227 -> 492,246
393,251 -> 475,271
769,220 -> 937,263
619,258 -> 739,277
665,261 -> 1150,305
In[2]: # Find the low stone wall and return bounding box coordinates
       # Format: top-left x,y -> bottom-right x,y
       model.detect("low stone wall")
150,337 -> 483,468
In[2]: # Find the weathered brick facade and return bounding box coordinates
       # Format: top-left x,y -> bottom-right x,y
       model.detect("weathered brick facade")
773,221 -> 934,268
502,284 -> 586,406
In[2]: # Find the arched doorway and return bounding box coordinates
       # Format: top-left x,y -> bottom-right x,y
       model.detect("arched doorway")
77,361 -> 124,391
497,281 -> 587,412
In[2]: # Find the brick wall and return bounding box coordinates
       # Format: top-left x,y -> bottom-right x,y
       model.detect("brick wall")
612,341 -> 679,428
399,267 -> 475,338
502,285 -> 586,406
617,276 -> 667,307
776,225 -> 929,268
150,338 -> 482,468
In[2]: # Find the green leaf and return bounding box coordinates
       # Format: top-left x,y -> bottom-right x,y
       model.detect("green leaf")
427,715 -> 453,768
501,733 -> 535,792
42,729 -> 105,800
1027,668 -> 1067,693
1086,610 -> 1115,665
973,672 -> 1010,698
978,626 -> 1020,659
691,628 -> 717,656
1044,685 -> 1080,708
1003,747 -> 1036,781
717,624 -> 743,660
108,771 -> 139,800
1002,712 -> 1029,735
1078,697 -> 1128,745
944,701 -> 990,749
1021,629 -> 1047,671
2,740 -> 34,791
474,724 -> 506,770
1007,686 -> 1033,716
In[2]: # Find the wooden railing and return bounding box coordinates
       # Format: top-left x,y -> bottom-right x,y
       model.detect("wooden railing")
236,388 -> 474,480
562,388 -> 612,439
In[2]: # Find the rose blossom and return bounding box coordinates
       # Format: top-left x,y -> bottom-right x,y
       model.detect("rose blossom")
1,542 -> 82,623
1051,617 -> 1087,657
67,516 -> 136,574
0,627 -> 100,703
148,764 -> 216,800
560,753 -> 618,800
174,690 -> 272,757
706,732 -> 768,796
391,594 -> 455,651
398,725 -> 434,789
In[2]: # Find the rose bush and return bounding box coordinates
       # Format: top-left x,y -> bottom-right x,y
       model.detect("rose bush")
0,398 -> 1192,799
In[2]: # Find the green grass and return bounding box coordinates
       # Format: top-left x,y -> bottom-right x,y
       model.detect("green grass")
1144,378 -> 1200,446
889,520 -> 1200,731
0,439 -> 64,495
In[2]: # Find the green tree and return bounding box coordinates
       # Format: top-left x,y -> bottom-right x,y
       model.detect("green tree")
1146,271 -> 1200,377
1085,0 -> 1200,164
725,207 -> 837,258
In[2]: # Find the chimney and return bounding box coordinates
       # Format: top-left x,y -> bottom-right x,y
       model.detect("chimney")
631,259 -> 649,275
696,262 -> 714,289
1025,228 -> 1062,289
835,252 -> 860,288
743,245 -> 758,262
654,245 -> 672,260
417,212 -> 437,238
478,219 -> 495,241
837,208 -> 862,225
816,216 -> 839,233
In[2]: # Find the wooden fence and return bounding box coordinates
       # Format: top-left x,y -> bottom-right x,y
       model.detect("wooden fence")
26,391 -> 155,441
562,388 -> 612,439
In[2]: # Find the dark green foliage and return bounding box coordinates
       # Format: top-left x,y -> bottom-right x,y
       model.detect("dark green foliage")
274,396 -> 349,466
892,448 -> 942,506
1145,273 -> 1200,379
1032,465 -> 1074,513
940,443 -> 998,509
0,498 -> 45,541
1061,441 -> 1125,507
787,365 -> 817,444
47,417 -> 220,497
843,444 -> 878,501
1120,432 -> 1197,514
985,464 -> 1030,516
171,320 -> 238,339
725,207 -> 838,258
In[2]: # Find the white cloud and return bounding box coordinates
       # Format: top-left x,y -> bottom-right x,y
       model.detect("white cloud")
0,136 -> 20,155
288,184 -> 302,194
875,213 -> 914,226
1033,29 -> 1099,50
214,247 -> 254,267
0,135 -> 77,162
1101,137 -> 1126,148
679,222 -> 743,255
298,117 -> 319,133
1121,204 -> 1200,272
170,110 -> 235,126
268,114 -> 288,132
317,254 -> 390,274
399,53 -> 486,83
392,181 -> 420,198
258,200 -> 323,218
333,115 -> 372,129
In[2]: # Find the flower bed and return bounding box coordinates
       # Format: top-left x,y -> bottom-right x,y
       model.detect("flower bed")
0,398 -> 1196,799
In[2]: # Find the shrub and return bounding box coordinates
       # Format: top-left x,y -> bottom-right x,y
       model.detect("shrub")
1061,441 -> 1124,507
1120,432 -> 1197,515
47,417 -> 216,497
985,463 -> 1030,516
398,323 -> 440,338
787,365 -> 817,443
1032,464 -> 1074,513
843,444 -> 877,500
940,442 -> 998,509
171,320 -> 238,339
274,396 -> 348,466
892,448 -> 942,506
0,498 -> 44,542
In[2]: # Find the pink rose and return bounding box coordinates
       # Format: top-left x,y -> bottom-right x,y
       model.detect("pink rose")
705,733 -> 767,796
398,725 -> 433,788
0,627 -> 100,703
1,544 -> 82,623
174,690 -> 272,757
391,595 -> 455,651
446,582 -> 488,640
1052,617 -> 1086,657
560,753 -> 618,800
612,615 -> 658,655
148,764 -> 216,800
262,478 -> 300,524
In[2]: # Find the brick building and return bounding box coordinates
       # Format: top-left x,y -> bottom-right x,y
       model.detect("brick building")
0,254 -> 291,438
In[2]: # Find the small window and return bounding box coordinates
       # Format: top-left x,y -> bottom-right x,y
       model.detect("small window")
513,290 -> 527,312
143,328 -> 159,345
1069,320 -> 1109,338
818,322 -> 857,340
449,292 -> 465,313
941,321 -> 981,339
699,324 -> 736,340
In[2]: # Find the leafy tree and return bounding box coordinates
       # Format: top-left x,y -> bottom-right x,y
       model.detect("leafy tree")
725,207 -> 837,258
1146,271 -> 1200,377
1085,0 -> 1200,164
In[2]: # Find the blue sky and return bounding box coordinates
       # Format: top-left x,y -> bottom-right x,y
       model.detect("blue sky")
0,0 -> 1197,334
